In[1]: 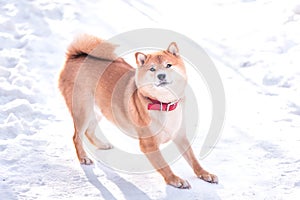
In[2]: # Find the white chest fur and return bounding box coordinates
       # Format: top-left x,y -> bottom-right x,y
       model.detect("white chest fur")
148,103 -> 184,144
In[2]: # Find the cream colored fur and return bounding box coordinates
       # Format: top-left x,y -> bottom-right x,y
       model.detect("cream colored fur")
58,34 -> 218,189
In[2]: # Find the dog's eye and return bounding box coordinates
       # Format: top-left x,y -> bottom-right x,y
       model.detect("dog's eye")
166,64 -> 172,68
149,67 -> 156,72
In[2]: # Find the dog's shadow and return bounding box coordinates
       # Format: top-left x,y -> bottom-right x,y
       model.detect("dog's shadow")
81,164 -> 151,200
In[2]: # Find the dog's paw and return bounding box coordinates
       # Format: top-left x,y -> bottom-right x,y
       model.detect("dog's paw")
79,156 -> 94,165
197,170 -> 218,184
166,175 -> 191,189
98,143 -> 113,150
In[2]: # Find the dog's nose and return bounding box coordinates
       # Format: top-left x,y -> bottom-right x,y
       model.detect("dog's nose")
157,73 -> 166,81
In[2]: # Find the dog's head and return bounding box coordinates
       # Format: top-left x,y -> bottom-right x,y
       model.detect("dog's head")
135,42 -> 187,103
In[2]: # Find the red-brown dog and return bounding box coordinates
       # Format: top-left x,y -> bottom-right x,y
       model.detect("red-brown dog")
59,34 -> 218,189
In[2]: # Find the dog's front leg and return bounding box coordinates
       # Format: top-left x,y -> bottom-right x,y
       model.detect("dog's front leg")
139,137 -> 191,189
174,135 -> 218,184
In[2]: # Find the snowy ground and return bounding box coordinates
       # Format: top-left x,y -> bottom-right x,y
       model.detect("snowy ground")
1,0 -> 300,199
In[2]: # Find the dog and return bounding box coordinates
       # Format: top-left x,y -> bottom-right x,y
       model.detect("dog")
58,34 -> 218,189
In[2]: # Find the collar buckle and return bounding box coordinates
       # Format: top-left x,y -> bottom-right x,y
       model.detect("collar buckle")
166,101 -> 176,112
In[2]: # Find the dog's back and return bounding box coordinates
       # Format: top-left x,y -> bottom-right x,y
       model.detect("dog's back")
58,35 -> 117,113
59,34 -> 136,122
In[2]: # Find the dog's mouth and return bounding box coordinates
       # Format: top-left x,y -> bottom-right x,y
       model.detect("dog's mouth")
155,81 -> 172,87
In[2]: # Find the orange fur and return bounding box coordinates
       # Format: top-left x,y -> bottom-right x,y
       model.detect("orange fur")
58,35 -> 218,188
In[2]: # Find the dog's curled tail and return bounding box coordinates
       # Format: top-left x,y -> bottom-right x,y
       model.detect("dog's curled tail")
66,34 -> 117,61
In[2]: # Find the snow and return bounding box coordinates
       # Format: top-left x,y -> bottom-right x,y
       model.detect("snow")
1,0 -> 300,199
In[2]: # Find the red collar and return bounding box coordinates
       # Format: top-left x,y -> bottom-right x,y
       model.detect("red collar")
147,98 -> 179,111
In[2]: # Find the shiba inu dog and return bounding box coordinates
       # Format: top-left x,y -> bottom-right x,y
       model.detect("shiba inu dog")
59,34 -> 218,189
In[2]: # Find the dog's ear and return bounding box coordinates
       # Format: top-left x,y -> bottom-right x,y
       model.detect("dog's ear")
135,52 -> 147,66
167,42 -> 179,56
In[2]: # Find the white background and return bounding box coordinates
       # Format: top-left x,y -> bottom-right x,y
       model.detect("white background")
0,0 -> 299,199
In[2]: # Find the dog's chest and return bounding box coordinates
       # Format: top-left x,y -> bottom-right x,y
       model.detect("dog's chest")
149,104 -> 183,144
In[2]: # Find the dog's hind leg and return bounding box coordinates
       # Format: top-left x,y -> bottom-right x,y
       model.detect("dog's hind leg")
73,112 -> 94,165
85,115 -> 113,150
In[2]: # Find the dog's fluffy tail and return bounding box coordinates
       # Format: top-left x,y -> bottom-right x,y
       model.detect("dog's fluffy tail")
66,34 -> 117,61
59,34 -> 117,114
